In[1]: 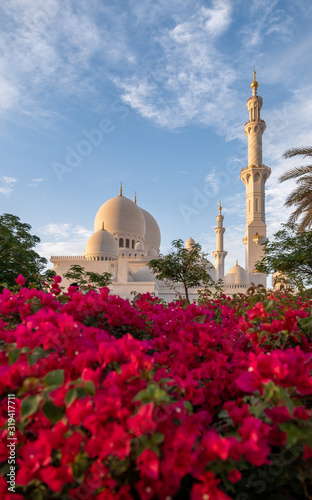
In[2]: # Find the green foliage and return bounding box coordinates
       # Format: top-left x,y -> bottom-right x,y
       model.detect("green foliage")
63,264 -> 112,291
255,222 -> 312,289
148,239 -> 215,302
280,146 -> 312,233
0,213 -> 47,290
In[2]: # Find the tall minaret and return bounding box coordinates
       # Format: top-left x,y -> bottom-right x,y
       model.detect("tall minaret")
213,201 -> 227,280
240,71 -> 271,286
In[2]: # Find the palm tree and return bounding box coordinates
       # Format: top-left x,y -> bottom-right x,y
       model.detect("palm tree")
279,147 -> 312,233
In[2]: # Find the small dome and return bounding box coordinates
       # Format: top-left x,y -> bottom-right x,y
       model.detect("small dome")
135,241 -> 144,251
94,195 -> 146,240
205,260 -> 217,281
148,248 -> 158,257
134,265 -> 155,282
83,229 -> 118,259
140,208 -> 161,253
224,262 -> 248,286
185,237 -> 195,249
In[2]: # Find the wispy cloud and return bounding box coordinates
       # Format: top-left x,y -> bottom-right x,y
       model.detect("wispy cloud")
40,223 -> 92,240
0,176 -> 17,196
38,223 -> 92,262
29,178 -> 44,188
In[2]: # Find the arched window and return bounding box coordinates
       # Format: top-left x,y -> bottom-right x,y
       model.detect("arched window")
101,257 -> 103,261
126,239 -> 130,248
255,199 -> 258,211
132,240 -> 135,249
105,257 -> 107,261
119,238 -> 124,248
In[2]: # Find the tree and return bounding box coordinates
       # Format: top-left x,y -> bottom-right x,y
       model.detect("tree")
0,213 -> 47,290
279,146 -> 312,233
148,239 -> 215,303
255,222 -> 312,288
63,264 -> 112,292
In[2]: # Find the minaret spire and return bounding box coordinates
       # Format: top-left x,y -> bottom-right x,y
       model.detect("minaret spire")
119,182 -> 123,197
134,192 -> 137,204
240,71 -> 271,286
212,201 -> 227,280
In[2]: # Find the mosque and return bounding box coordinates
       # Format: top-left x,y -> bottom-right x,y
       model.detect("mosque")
51,72 -> 271,301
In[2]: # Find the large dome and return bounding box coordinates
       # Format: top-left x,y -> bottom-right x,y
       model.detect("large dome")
94,196 -> 146,240
83,229 -> 118,259
224,262 -> 248,286
134,265 -> 155,282
140,208 -> 161,253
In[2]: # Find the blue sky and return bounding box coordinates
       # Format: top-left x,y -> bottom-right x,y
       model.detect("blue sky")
1,0 -> 312,271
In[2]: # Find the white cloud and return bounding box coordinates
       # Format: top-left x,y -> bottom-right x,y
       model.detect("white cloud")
0,176 -> 17,196
29,178 -> 44,188
40,223 -> 92,240
38,223 -> 92,262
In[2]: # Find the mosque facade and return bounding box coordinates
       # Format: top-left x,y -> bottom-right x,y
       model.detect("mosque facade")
51,73 -> 271,300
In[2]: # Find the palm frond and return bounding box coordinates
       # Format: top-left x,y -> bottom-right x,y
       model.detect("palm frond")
283,147 -> 312,159
297,209 -> 312,234
285,188 -> 312,206
279,165 -> 312,183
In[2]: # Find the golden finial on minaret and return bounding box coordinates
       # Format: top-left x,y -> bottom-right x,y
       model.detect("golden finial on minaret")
218,200 -> 222,215
119,182 -> 123,197
134,192 -> 137,204
251,68 -> 258,96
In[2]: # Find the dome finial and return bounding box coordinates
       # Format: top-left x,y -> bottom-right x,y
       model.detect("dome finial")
119,182 -> 123,197
101,222 -> 105,231
251,68 -> 258,96
236,259 -> 238,266
134,191 -> 137,204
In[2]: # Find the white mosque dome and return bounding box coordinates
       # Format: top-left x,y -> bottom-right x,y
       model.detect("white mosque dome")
134,266 -> 155,282
185,237 -> 196,249
94,195 -> 146,240
224,262 -> 248,286
140,208 -> 161,253
205,260 -> 217,281
148,248 -> 158,257
135,241 -> 144,251
83,229 -> 118,259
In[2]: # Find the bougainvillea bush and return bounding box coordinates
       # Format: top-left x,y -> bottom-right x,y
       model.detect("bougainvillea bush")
1,277 -> 312,499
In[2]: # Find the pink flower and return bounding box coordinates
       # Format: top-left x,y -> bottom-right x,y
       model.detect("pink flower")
15,274 -> 25,286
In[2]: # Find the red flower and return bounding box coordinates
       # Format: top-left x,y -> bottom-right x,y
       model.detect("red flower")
39,465 -> 73,492
137,449 -> 159,479
191,471 -> 232,500
228,469 -> 242,483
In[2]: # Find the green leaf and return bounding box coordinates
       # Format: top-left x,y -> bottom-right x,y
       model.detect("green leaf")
183,400 -> 193,414
65,388 -> 77,407
28,346 -> 49,367
158,378 -> 174,384
77,388 -> 87,399
43,369 -> 64,388
42,400 -> 64,423
151,432 -> 165,445
279,422 -> 312,447
84,380 -> 96,396
9,348 -> 21,365
21,395 -> 42,419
